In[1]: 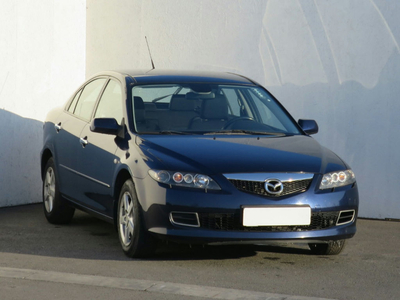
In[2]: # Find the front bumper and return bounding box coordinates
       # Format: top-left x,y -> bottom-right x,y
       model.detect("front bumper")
134,174 -> 359,244
148,223 -> 357,245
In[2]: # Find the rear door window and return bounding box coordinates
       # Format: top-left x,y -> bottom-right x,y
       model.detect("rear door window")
73,78 -> 107,121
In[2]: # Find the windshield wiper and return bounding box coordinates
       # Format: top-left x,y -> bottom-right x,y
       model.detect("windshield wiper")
159,130 -> 192,135
138,130 -> 192,135
204,130 -> 287,136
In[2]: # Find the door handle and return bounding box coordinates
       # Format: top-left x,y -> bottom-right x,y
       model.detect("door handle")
55,122 -> 62,133
79,136 -> 88,147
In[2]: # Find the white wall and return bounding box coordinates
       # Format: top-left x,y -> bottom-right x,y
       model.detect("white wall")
87,0 -> 400,219
0,0 -> 396,219
0,1 -> 86,207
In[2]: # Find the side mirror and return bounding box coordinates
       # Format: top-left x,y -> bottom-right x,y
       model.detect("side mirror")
90,118 -> 121,135
298,119 -> 318,135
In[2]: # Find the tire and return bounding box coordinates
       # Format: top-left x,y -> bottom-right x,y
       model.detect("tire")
117,179 -> 157,258
309,240 -> 346,255
43,157 -> 75,224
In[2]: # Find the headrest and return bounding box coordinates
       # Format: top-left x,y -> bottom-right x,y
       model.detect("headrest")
134,96 -> 145,109
170,94 -> 195,111
185,92 -> 215,100
144,102 -> 157,111
134,96 -> 145,122
201,95 -> 228,119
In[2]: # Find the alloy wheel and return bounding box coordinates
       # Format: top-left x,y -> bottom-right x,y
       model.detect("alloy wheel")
119,192 -> 135,246
43,167 -> 56,213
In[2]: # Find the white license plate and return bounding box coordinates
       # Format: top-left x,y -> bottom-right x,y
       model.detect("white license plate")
242,206 -> 311,227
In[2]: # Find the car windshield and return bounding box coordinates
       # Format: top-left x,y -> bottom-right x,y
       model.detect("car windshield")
131,84 -> 301,135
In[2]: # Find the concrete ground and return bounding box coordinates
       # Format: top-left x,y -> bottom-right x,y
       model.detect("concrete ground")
0,203 -> 399,300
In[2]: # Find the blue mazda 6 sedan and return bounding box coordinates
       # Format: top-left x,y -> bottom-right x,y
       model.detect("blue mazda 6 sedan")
41,70 -> 359,257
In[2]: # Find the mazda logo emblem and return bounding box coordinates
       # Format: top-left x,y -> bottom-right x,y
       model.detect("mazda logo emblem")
265,179 -> 284,195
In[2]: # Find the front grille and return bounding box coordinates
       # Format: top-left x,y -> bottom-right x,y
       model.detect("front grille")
198,211 -> 339,232
198,213 -> 240,231
229,179 -> 312,197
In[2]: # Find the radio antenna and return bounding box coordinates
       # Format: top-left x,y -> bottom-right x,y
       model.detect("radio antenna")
145,36 -> 155,70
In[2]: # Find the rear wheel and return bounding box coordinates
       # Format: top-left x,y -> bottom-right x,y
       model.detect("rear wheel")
43,157 -> 75,224
309,240 -> 346,255
117,179 -> 157,258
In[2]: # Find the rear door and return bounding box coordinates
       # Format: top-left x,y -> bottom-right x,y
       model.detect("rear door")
55,78 -> 107,201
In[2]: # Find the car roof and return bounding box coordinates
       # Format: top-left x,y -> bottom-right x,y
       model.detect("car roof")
93,69 -> 257,86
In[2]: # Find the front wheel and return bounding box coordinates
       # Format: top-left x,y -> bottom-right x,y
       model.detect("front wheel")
309,240 -> 346,255
43,157 -> 75,224
117,179 -> 157,258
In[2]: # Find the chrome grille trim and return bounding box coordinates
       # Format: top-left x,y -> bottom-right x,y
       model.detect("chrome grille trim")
169,211 -> 200,228
337,209 -> 355,225
223,172 -> 314,182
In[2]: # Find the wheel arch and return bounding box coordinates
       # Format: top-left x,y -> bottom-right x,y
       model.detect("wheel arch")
41,148 -> 53,180
113,168 -> 133,226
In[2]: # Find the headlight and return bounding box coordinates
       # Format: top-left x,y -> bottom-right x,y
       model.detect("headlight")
148,170 -> 221,190
319,170 -> 356,190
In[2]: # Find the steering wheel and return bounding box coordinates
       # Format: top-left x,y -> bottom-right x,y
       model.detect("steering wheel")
223,117 -> 254,129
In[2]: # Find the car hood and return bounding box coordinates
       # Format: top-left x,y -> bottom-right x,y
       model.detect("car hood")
136,135 -> 347,175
